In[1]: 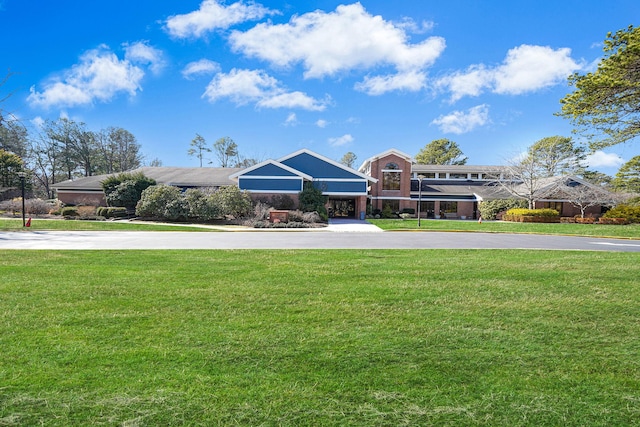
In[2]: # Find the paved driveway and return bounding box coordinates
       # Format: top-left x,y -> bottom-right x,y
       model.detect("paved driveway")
2,229 -> 640,251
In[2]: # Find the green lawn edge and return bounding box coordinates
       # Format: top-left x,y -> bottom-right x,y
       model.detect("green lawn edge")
369,218 -> 640,239
1,249 -> 639,426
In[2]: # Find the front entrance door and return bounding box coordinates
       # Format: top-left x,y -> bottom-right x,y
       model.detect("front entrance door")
419,201 -> 435,218
329,199 -> 356,218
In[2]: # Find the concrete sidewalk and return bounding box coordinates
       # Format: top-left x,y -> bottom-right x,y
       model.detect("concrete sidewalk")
326,218 -> 383,232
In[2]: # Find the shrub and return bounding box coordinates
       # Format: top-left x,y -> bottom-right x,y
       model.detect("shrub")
503,208 -> 559,222
184,188 -> 221,221
136,185 -> 182,219
108,207 -> 128,218
25,198 -> 51,215
252,202 -> 273,221
299,182 -> 328,221
598,217 -> 628,225
61,206 -> 78,217
602,204 -> 640,223
97,206 -> 127,218
302,211 -> 321,223
271,194 -> 295,210
381,204 -> 395,218
212,186 -> 253,219
505,208 -> 559,217
479,199 -> 527,220
102,172 -> 156,209
164,198 -> 189,221
77,206 -> 96,218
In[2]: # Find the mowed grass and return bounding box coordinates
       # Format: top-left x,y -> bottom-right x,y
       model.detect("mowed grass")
1,250 -> 639,426
370,218 -> 640,239
0,218 -> 219,232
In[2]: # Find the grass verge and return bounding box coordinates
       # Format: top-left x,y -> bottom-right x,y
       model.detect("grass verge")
1,250 -> 638,425
0,218 -> 220,232
369,218 -> 640,238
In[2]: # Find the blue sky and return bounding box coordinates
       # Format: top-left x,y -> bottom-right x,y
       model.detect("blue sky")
1,0 -> 638,174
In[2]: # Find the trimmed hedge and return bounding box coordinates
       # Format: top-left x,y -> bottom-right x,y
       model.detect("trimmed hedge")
96,207 -> 128,219
503,208 -> 560,223
60,206 -> 78,217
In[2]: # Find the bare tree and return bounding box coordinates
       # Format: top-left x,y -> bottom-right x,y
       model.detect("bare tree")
108,127 -> 142,172
213,136 -> 238,167
233,155 -> 258,168
543,178 -> 619,218
29,131 -> 62,198
491,155 -> 549,209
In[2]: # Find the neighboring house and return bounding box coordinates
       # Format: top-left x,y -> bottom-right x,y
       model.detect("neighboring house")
52,166 -> 241,206
52,148 -> 614,219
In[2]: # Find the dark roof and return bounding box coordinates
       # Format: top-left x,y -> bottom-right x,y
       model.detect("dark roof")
52,167 -> 242,191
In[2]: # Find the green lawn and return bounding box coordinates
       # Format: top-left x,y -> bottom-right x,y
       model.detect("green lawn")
1,250 -> 639,426
369,218 -> 640,239
0,218 -> 220,232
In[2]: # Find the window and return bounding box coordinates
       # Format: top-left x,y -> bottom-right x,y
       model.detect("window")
383,172 -> 401,190
423,172 -> 436,179
440,201 -> 458,214
449,173 -> 467,179
382,162 -> 401,190
542,202 -> 563,213
383,200 -> 399,212
470,173 -> 479,179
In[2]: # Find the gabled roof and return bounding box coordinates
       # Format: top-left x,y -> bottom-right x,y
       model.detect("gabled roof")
358,148 -> 413,172
278,148 -> 377,182
533,175 -> 613,200
229,159 -> 313,181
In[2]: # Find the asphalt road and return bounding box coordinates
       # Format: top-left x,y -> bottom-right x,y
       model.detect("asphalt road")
2,230 -> 640,251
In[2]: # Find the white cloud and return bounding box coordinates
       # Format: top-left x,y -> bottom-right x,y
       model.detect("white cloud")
431,104 -> 490,134
27,44 -> 148,108
182,59 -> 221,79
124,41 -> 165,74
438,44 -> 582,101
394,17 -> 435,35
316,119 -> 328,128
229,2 -> 445,94
165,0 -> 276,38
585,151 -> 624,169
284,112 -> 297,126
202,68 -> 327,111
355,70 -> 427,95
328,134 -> 354,147
437,65 -> 492,102
31,116 -> 45,129
493,45 -> 580,94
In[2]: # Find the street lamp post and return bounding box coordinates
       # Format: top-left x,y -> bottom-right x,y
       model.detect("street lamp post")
17,171 -> 26,227
417,175 -> 424,227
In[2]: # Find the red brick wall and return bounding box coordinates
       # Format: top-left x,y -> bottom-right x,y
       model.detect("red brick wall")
369,153 -> 412,211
